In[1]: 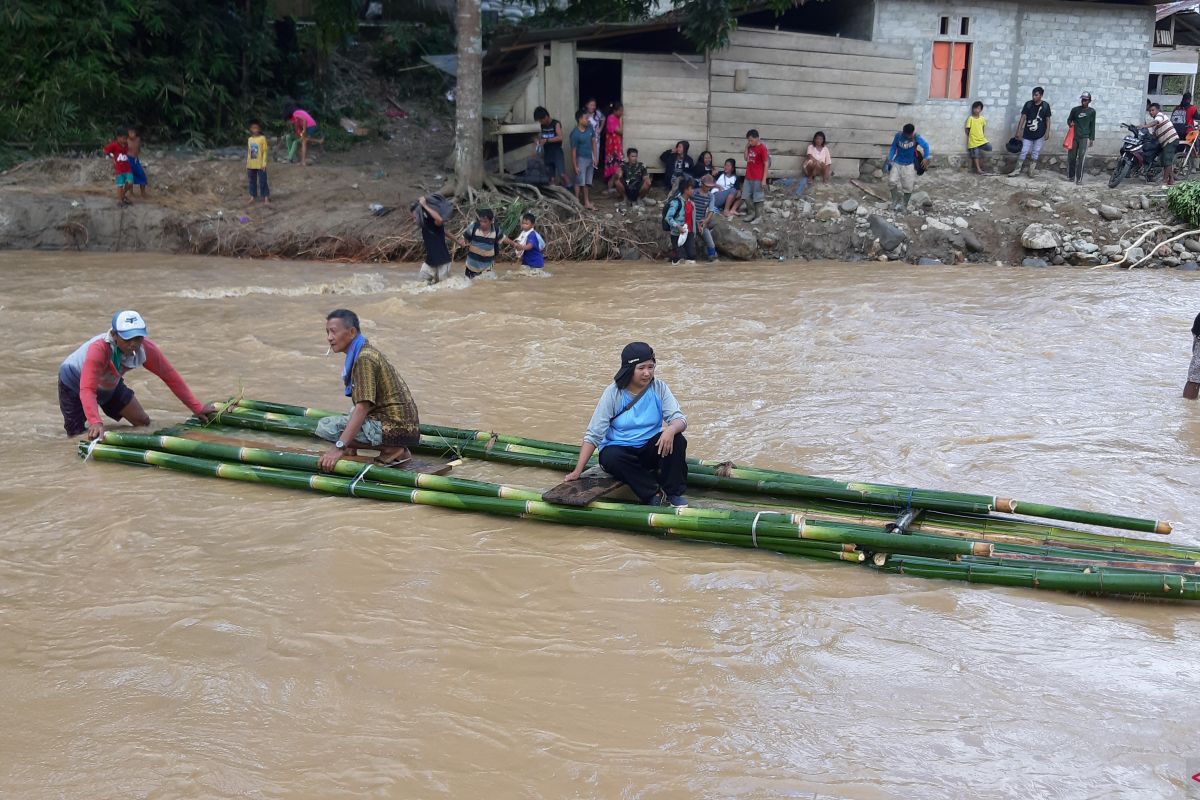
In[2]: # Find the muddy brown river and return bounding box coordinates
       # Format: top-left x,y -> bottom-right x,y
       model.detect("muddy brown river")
2,252 -> 1199,798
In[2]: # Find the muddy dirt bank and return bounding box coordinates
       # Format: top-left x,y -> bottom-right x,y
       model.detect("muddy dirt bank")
1,149 -> 1195,270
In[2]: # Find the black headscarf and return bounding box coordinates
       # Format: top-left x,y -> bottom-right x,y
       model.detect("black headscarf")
614,341 -> 655,388
1192,312 -> 1200,337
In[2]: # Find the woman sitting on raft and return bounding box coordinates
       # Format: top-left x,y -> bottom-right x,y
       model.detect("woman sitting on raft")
564,342 -> 689,507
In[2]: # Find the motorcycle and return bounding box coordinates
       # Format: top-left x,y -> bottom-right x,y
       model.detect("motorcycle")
1108,123 -> 1163,188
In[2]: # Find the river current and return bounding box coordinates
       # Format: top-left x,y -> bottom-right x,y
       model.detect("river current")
1,252 -> 1198,798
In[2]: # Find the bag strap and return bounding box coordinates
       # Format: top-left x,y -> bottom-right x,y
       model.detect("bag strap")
610,381 -> 654,425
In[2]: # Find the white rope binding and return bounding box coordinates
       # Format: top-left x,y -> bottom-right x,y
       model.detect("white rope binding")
751,511 -> 765,548
82,438 -> 101,462
348,463 -> 372,497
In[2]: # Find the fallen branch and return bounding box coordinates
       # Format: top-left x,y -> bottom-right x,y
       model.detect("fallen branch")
851,179 -> 890,203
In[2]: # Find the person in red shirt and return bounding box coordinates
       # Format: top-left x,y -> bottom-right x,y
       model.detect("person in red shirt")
742,129 -> 770,222
58,310 -> 215,439
102,130 -> 134,207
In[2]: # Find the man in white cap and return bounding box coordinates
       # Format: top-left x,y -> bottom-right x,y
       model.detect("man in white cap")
58,310 -> 215,439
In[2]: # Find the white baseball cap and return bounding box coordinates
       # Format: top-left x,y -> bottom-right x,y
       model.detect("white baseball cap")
111,309 -> 148,339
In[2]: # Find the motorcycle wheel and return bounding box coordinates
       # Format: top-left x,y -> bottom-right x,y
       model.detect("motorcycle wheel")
1176,150 -> 1193,180
1108,160 -> 1131,189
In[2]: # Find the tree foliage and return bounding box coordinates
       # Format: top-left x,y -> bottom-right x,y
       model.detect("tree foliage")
0,0 -> 357,150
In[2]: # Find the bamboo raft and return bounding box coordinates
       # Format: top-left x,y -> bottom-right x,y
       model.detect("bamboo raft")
76,398 -> 1200,603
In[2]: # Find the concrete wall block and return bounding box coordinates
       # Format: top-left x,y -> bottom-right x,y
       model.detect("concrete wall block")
873,0 -> 1153,154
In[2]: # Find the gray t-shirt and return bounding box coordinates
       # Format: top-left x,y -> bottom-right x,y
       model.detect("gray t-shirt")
569,126 -> 595,161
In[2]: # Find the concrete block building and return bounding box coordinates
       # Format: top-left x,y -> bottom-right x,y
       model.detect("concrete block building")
873,0 -> 1155,155
479,0 -> 1158,178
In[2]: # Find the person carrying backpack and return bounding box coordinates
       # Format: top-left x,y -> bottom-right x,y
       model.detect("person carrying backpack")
662,178 -> 696,265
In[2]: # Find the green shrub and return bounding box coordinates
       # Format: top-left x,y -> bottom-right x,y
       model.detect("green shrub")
1167,182 -> 1200,227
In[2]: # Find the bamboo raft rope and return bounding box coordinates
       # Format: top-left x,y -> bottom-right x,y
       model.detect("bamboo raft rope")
72,397 -> 1200,603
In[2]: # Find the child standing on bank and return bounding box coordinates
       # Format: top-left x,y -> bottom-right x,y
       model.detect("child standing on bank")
126,126 -> 148,198
102,129 -> 134,207
964,101 -> 992,175
568,110 -> 597,210
742,129 -> 769,222
246,121 -> 271,204
511,212 -> 546,269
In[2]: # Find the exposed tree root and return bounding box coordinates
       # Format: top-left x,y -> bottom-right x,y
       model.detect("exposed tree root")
179,175 -> 657,263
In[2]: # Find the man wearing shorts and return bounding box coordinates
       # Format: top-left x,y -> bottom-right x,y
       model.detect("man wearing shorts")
58,310 -> 214,439
1147,102 -> 1180,186
886,123 -> 931,212
533,107 -> 565,186
742,129 -> 769,222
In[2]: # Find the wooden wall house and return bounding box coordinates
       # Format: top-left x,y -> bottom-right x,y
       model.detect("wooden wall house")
708,27 -> 912,178
481,20 -> 908,180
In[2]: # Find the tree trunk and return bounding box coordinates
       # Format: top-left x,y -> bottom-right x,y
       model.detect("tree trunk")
451,0 -> 485,194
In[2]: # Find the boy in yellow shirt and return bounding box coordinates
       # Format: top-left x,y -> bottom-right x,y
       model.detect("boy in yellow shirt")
246,120 -> 271,204
964,101 -> 992,175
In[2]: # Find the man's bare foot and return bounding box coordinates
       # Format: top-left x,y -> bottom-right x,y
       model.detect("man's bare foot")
264,197 -> 272,204
245,197 -> 255,206
373,446 -> 412,466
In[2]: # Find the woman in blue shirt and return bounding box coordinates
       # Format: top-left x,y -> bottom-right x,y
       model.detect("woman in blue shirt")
564,342 -> 689,507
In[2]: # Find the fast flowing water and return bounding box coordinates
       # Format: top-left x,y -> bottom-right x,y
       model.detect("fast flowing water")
2,252 -> 1199,799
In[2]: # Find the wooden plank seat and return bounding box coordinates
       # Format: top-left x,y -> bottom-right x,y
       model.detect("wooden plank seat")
541,465 -> 625,506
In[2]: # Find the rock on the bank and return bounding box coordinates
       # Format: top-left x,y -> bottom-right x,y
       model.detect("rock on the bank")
962,230 -> 985,253
910,191 -> 933,208
816,202 -> 841,221
868,215 -> 908,251
839,199 -> 859,213
710,223 -> 758,260
1022,257 -> 1049,267
1098,205 -> 1123,221
1021,223 -> 1061,250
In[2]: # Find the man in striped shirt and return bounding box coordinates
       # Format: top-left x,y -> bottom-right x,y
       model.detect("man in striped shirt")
454,208 -> 515,279
1146,103 -> 1180,186
692,175 -> 719,263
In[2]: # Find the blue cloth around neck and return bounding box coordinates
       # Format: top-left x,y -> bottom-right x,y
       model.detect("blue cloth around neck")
343,334 -> 367,396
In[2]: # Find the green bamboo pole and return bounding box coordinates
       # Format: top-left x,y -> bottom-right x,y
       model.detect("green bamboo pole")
182,415 -> 1196,566
198,409 -> 999,515
79,441 -> 864,564
83,438 -> 990,561
144,428 -> 1200,574
220,400 -> 1176,536
80,441 -> 1200,601
873,554 -> 1200,601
